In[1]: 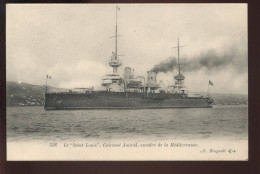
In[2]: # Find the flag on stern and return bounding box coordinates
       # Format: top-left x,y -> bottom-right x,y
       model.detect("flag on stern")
209,80 -> 213,86
117,6 -> 120,11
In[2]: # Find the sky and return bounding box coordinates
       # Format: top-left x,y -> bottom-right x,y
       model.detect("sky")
6,4 -> 248,94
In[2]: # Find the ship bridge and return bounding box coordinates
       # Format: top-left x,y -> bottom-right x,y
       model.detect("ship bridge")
101,73 -> 124,92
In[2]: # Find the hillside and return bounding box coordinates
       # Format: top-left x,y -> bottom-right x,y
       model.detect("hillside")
6,81 -> 68,106
6,81 -> 248,106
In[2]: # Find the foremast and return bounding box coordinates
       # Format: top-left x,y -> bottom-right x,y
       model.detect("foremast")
101,6 -> 124,92
109,6 -> 122,74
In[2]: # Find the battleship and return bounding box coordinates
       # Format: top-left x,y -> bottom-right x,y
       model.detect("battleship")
44,6 -> 214,110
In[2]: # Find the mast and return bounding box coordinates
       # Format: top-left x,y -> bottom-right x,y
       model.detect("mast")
102,6 -> 123,91
115,5 -> 118,60
45,76 -> 48,93
172,37 -> 184,75
109,6 -> 122,74
172,38 -> 185,93
177,38 -> 180,74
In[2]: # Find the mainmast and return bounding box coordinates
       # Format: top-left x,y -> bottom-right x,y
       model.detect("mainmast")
173,37 -> 184,75
109,6 -> 122,74
172,38 -> 185,93
177,38 -> 180,74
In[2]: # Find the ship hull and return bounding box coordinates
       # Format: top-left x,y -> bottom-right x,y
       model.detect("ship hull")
44,92 -> 213,110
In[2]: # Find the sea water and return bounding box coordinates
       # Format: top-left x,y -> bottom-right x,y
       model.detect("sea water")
6,105 -> 248,160
7,105 -> 248,142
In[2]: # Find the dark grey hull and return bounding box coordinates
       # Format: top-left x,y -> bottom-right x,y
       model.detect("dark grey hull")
44,91 -> 213,110
45,105 -> 212,110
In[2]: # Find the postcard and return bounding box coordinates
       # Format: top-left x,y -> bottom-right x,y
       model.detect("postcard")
6,4 -> 248,161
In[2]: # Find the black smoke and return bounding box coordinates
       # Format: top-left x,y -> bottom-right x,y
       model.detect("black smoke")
151,57 -> 177,73
150,47 -> 247,74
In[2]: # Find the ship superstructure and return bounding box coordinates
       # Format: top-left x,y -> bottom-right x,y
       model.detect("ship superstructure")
44,6 -> 214,110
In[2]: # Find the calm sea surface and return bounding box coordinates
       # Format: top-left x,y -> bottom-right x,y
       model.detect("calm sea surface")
7,105 -> 248,142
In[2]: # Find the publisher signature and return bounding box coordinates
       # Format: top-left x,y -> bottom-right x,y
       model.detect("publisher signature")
200,148 -> 236,153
